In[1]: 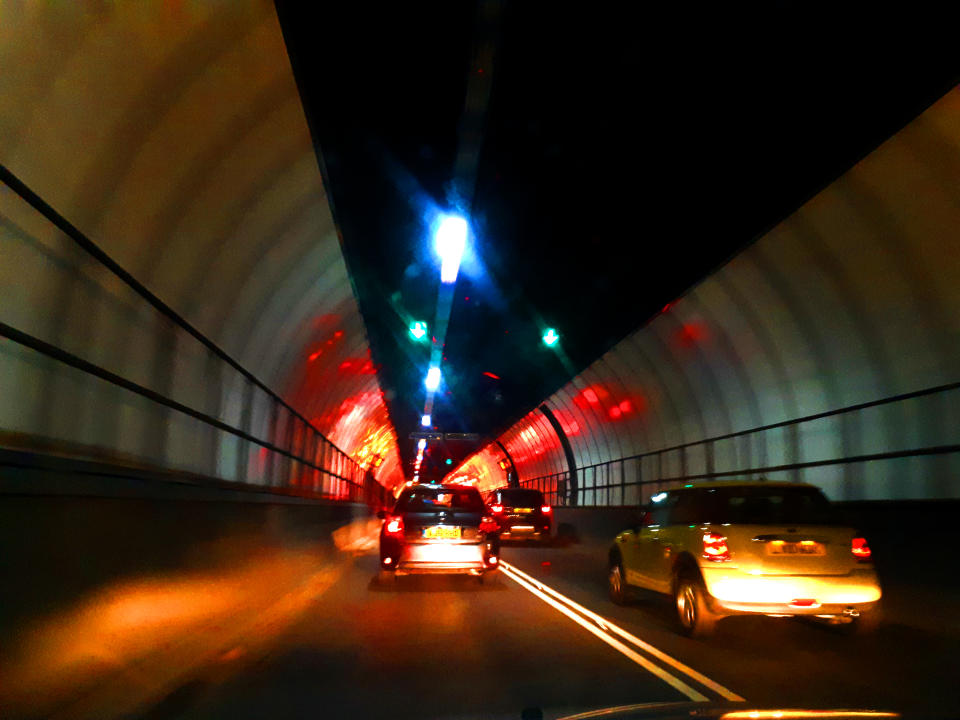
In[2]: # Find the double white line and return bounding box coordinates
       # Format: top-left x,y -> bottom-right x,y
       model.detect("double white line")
499,561 -> 744,703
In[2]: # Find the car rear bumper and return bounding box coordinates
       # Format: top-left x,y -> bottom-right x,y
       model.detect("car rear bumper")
393,541 -> 489,575
702,566 -> 881,616
498,520 -> 551,540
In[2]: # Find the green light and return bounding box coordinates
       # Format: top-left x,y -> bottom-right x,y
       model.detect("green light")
542,328 -> 559,346
445,458 -> 452,465
409,321 -> 428,341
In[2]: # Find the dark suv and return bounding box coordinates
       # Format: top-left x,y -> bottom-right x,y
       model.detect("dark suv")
485,488 -> 552,542
378,483 -> 500,584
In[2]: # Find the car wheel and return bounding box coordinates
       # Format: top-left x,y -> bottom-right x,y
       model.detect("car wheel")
674,573 -> 717,638
609,563 -> 629,605
378,569 -> 397,586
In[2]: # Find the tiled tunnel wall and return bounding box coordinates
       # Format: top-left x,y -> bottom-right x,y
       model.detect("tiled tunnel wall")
0,2 -> 403,496
456,89 -> 960,504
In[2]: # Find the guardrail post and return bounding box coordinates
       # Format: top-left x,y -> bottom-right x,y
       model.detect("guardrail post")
235,379 -> 254,484
538,404 -> 578,506
620,460 -> 626,506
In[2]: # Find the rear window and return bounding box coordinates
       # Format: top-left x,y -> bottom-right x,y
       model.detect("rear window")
661,485 -> 835,525
396,486 -> 484,512
495,489 -> 545,506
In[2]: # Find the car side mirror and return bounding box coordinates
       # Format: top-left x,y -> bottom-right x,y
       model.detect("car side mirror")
376,509 -> 387,520
627,510 -> 651,532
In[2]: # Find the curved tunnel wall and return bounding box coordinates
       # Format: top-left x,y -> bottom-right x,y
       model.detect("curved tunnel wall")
0,2 -> 403,493
456,89 -> 960,503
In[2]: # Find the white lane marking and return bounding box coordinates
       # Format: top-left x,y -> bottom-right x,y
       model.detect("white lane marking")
501,561 -> 745,703
558,701 -> 704,720
499,565 -> 709,702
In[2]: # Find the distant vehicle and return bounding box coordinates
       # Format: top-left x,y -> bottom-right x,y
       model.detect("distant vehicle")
607,481 -> 882,637
378,483 -> 500,584
485,487 -> 552,542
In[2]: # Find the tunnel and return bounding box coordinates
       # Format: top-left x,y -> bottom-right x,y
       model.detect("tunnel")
2,3 -> 959,719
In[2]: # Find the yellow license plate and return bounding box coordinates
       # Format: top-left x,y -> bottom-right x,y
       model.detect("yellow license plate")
514,507 -> 533,514
767,541 -> 825,555
423,525 -> 461,540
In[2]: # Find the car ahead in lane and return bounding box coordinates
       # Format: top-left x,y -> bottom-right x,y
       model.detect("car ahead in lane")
485,488 -> 552,543
378,483 -> 500,584
608,481 -> 882,637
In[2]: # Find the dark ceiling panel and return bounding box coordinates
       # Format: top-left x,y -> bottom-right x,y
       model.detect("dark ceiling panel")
276,0 -> 960,474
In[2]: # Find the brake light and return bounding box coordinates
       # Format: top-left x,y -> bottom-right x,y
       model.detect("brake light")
490,504 -> 503,514
385,516 -> 404,536
702,532 -> 730,561
541,505 -> 552,514
479,516 -> 499,533
488,555 -> 498,565
852,537 -> 872,561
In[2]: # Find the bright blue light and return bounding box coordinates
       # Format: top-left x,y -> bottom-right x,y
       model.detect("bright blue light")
651,492 -> 667,503
424,366 -> 442,391
542,328 -> 559,346
435,215 -> 467,284
421,414 -> 431,427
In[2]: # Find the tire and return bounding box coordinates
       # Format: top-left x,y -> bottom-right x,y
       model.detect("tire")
674,573 -> 717,638
609,563 -> 629,605
378,569 -> 397,586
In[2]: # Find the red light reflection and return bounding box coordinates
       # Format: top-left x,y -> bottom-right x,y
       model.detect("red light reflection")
676,322 -> 707,348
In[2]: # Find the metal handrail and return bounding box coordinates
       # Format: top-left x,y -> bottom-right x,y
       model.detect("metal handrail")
0,163 -> 358,466
517,379 -> 960,506
578,379 -> 960,473
0,321 -> 363,489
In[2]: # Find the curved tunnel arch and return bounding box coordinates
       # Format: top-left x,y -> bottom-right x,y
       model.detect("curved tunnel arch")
453,89 -> 960,502
0,1 -> 403,491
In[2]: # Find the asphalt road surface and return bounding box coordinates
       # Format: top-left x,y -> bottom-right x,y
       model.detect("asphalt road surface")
4,533 -> 957,719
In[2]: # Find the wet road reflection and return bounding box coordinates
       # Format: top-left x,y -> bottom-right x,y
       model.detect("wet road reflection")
2,540 -> 358,719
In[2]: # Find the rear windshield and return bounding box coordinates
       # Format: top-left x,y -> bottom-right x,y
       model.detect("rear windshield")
666,485 -> 835,525
495,489 -> 545,506
396,486 -> 484,512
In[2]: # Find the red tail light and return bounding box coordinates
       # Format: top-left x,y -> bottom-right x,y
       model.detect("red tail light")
852,537 -> 871,560
479,516 -> 500,533
490,504 -> 503,514
702,532 -> 730,561
384,516 -> 404,537
541,505 -> 552,514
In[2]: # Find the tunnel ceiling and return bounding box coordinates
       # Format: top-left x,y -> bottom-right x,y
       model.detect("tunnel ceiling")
277,1 -> 960,476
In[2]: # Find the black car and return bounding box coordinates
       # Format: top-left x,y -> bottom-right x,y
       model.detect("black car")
485,488 -> 552,543
378,483 -> 500,584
